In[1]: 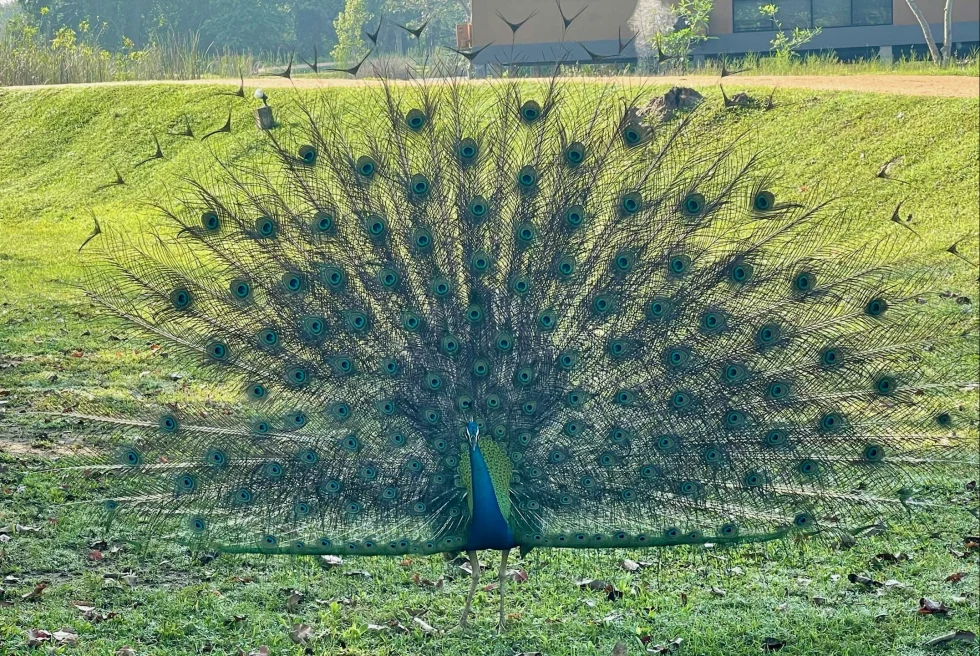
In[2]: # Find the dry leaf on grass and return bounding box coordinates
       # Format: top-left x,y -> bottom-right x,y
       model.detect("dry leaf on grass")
924,630 -> 976,647
289,623 -> 313,645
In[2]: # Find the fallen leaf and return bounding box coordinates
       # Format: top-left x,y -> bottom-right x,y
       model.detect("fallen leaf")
320,555 -> 343,566
621,559 -> 641,572
412,573 -> 444,588
246,647 -> 270,656
26,629 -> 52,646
53,627 -> 79,645
847,574 -> 882,588
121,574 -> 138,586
21,582 -> 47,601
577,578 -> 609,591
508,568 -> 529,583
873,552 -> 909,564
71,601 -> 96,613
344,570 -> 371,578
945,572 -> 967,583
610,641 -> 627,656
761,637 -> 785,651
924,630 -> 976,647
285,591 -> 304,611
710,586 -> 726,597
918,597 -> 950,615
289,623 -> 313,645
647,637 -> 684,654
89,550 -> 104,561
883,579 -> 906,589
412,616 -> 435,634
874,611 -> 888,622
224,614 -> 247,626
115,647 -> 137,656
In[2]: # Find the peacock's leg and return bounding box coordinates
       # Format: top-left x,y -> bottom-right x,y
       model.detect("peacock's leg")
496,548 -> 510,633
459,549 -> 479,628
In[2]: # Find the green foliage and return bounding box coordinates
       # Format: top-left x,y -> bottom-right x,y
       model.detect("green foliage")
657,0 -> 714,66
760,3 -> 821,60
331,0 -> 371,64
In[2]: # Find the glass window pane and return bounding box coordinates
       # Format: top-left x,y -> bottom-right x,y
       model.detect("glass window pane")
776,0 -> 812,29
814,0 -> 851,27
853,0 -> 892,25
734,0 -> 772,31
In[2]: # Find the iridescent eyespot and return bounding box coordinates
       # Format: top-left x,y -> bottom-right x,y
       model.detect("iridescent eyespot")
170,288 -> 193,310
201,211 -> 220,232
312,211 -> 333,234
255,216 -> 277,238
565,142 -> 585,166
621,191 -> 642,214
874,375 -> 897,395
518,165 -> 537,189
681,193 -> 705,217
356,155 -> 376,177
405,108 -> 427,131
669,255 -> 691,276
458,138 -> 478,164
793,271 -> 816,293
520,100 -> 541,122
753,190 -> 774,211
298,144 -> 316,164
866,297 -> 888,316
730,263 -> 753,284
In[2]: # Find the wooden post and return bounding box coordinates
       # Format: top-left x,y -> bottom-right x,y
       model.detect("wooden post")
254,106 -> 275,130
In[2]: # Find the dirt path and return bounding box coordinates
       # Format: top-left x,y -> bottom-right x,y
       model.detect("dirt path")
4,74 -> 977,98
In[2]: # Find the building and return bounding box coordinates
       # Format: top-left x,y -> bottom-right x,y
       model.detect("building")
461,0 -> 980,69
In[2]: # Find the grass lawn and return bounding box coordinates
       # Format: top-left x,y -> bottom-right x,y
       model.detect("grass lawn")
0,81 -> 977,655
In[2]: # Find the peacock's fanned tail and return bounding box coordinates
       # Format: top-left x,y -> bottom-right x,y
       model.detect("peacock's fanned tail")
50,74 -> 973,556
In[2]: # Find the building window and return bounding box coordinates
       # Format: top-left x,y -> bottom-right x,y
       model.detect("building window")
733,0 -> 892,32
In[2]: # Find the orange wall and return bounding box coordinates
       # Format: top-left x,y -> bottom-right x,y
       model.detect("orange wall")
471,0 -> 977,43
893,0 -> 978,26
471,0 -> 638,45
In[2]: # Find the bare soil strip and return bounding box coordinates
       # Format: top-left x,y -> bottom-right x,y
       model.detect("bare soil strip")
3,74 -> 977,98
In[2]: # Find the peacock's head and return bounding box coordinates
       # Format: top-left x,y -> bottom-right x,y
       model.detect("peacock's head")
465,420 -> 480,447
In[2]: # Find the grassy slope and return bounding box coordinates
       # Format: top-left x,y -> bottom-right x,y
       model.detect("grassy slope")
0,82 -> 977,656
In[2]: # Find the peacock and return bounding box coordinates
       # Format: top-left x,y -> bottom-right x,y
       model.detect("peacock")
30,52 -> 977,632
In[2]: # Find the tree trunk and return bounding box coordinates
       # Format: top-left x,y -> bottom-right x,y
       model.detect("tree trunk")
942,0 -> 954,62
903,0 -> 942,63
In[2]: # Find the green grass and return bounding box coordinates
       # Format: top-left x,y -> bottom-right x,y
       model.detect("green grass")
654,50 -> 980,77
0,82 -> 978,655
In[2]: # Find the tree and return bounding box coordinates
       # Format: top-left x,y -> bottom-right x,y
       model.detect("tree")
331,0 -> 370,64
759,3 -> 820,61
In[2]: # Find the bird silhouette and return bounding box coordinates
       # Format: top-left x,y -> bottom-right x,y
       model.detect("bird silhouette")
134,135 -> 164,168
299,46 -> 319,74
94,167 -> 125,191
364,14 -> 384,45
202,111 -> 232,141
47,60 -> 976,634
720,63 -> 750,77
555,0 -> 587,32
217,75 -> 246,98
273,55 -> 293,80
876,156 -> 907,183
445,43 -> 494,62
579,43 -> 614,64
169,116 -> 195,138
395,18 -> 429,39
323,50 -> 373,77
496,10 -> 538,36
617,26 -> 637,55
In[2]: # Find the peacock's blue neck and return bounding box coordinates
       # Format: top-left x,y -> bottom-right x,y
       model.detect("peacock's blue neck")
466,444 -> 517,551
